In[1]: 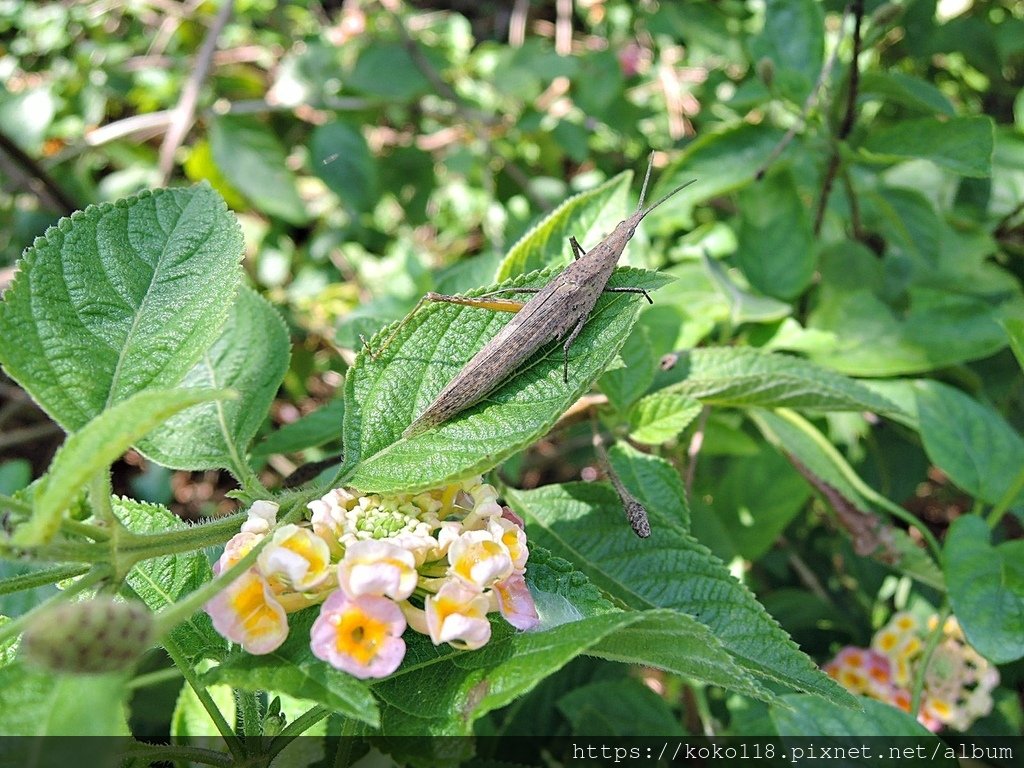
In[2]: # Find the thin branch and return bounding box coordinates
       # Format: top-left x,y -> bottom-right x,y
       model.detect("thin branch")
755,3 -> 850,180
814,0 -> 865,235
157,0 -> 234,184
509,0 -> 529,47
0,130 -> 77,214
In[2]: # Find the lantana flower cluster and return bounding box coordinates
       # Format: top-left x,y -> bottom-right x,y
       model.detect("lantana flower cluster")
205,477 -> 539,679
824,612 -> 998,731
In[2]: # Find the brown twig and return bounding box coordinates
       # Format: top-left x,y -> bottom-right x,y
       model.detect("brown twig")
813,0 -> 865,235
555,0 -> 573,56
0,130 -> 77,215
157,0 -> 234,184
590,417 -> 651,538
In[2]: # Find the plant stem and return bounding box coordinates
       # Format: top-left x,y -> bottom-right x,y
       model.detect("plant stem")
986,464 -> 1024,528
0,563 -> 90,595
163,634 -> 246,759
911,605 -> 951,717
268,706 -> 331,758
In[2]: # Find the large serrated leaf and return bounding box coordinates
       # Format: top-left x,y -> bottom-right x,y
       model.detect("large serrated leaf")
508,483 -> 854,707
495,171 -> 631,280
137,286 -> 291,473
115,498 -> 226,663
369,551 -> 763,735
16,387 -> 233,545
0,184 -> 244,432
342,268 -> 671,493
658,347 -> 905,417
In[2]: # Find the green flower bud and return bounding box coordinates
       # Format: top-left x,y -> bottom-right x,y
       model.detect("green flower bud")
23,597 -> 154,674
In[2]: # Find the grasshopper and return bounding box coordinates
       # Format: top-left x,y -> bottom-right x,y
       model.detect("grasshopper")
372,157 -> 692,440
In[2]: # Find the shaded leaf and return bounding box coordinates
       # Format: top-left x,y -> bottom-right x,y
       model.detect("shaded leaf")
944,515 -> 1024,664
627,392 -> 702,446
137,286 -> 291,473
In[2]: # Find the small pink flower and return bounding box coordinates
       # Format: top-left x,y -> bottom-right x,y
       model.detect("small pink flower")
213,531 -> 263,576
425,580 -> 491,650
448,530 -> 513,591
310,590 -> 406,679
337,540 -> 418,601
488,516 -> 529,571
258,524 -> 332,591
493,572 -> 539,631
206,570 -> 289,654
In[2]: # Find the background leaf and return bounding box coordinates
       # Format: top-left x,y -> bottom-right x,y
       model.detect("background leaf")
860,116 -> 995,177
944,515 -> 1024,664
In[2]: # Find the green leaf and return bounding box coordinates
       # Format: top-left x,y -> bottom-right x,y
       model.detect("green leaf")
370,551 -> 765,734
736,170 -> 815,300
347,42 -> 433,101
509,483 -> 854,706
627,392 -> 702,446
137,286 -> 291,473
16,387 -> 232,545
311,121 -> 378,213
496,171 -> 632,281
209,115 -> 310,225
343,268 -> 670,494
771,694 -> 950,746
252,398 -> 345,457
709,446 -> 810,561
213,608 -> 380,727
860,116 -> 995,177
557,678 -> 685,736
599,325 -> 655,413
914,380 -> 1024,508
1004,318 -> 1024,372
807,287 -> 1007,376
648,123 -> 787,230
859,72 -> 956,116
0,185 -> 244,432
658,347 -> 905,416
608,442 -> 691,531
751,409 -> 945,590
944,515 -> 1024,664
0,662 -> 129,735
748,0 -> 824,102
703,252 -> 791,325
115,498 -> 226,663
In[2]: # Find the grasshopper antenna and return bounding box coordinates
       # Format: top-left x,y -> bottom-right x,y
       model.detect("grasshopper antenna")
636,152 -> 656,211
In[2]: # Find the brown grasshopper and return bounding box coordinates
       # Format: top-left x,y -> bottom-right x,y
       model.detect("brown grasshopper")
391,158 -> 693,440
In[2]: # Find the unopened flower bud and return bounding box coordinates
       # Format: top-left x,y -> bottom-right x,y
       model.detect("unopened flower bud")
23,597 -> 153,674
756,57 -> 774,88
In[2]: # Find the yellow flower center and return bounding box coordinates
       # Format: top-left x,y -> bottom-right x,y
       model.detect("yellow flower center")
334,609 -> 388,664
231,577 -> 280,640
